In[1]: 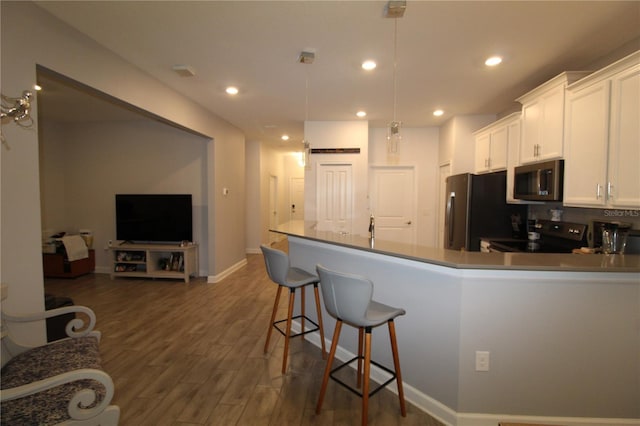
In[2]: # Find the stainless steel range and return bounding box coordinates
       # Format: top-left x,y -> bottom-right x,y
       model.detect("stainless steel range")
484,220 -> 588,253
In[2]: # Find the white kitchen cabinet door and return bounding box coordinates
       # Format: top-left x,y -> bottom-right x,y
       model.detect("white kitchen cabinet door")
563,80 -> 610,207
490,125 -> 508,171
608,64 -> 640,208
520,85 -> 566,163
474,124 -> 507,174
539,86 -> 566,160
518,72 -> 590,165
506,118 -> 523,203
474,132 -> 491,173
520,99 -> 541,164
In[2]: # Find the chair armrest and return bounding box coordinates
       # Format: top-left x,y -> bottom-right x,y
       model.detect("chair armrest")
2,305 -> 97,338
0,368 -> 117,422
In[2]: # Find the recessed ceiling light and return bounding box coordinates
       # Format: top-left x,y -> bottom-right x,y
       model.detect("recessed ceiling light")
362,60 -> 377,71
281,135 -> 290,141
433,109 -> 444,117
356,111 -> 367,118
485,56 -> 502,67
33,84 -> 42,91
226,86 -> 239,95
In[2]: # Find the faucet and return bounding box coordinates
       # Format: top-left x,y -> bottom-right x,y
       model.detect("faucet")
368,214 -> 375,239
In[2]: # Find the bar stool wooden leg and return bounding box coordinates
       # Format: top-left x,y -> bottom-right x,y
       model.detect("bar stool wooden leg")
362,327 -> 372,426
282,288 -> 296,374
313,284 -> 327,358
357,327 -> 364,388
265,285 -> 283,353
316,320 -> 342,414
388,320 -> 406,417
301,286 -> 306,339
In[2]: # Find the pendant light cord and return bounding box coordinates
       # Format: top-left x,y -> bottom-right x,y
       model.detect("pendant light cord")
305,67 -> 309,122
392,17 -> 398,123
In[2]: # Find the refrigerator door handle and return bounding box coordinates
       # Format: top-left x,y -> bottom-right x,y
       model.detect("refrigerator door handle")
446,191 -> 455,246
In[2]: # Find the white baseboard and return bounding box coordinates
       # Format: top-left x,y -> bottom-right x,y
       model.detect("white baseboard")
291,321 -> 640,426
456,413 -> 640,426
207,257 -> 248,283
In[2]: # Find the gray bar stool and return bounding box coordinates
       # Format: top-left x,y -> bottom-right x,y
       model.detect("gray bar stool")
315,264 -> 406,426
260,245 -> 326,374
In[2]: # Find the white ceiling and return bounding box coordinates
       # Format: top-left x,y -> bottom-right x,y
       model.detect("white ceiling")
34,1 -> 640,151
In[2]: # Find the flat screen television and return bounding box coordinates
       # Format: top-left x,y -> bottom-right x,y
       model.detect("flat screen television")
115,194 -> 192,243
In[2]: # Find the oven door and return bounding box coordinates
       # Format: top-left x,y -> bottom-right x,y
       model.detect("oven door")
485,239 -> 536,252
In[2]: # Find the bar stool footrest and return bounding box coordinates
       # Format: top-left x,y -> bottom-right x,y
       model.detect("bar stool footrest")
273,315 -> 320,338
329,356 -> 397,398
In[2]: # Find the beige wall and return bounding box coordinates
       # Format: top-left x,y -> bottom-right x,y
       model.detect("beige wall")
39,119 -> 209,275
303,121 -> 370,235
249,125 -> 443,251
439,115 -> 495,175
369,126 -> 442,246
1,1 -> 244,343
245,140 -> 262,252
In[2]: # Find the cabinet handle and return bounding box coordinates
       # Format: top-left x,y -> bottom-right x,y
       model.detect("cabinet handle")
607,182 -> 614,199
596,183 -> 602,199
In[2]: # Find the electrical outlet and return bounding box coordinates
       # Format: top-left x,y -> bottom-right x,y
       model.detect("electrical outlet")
475,351 -> 490,372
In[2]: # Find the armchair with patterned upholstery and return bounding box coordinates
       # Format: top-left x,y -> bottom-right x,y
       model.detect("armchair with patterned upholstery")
1,294 -> 120,426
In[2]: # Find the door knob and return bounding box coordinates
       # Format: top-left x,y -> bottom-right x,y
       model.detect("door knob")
406,221 -> 412,225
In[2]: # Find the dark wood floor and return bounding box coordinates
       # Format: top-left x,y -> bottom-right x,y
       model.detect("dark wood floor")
45,242 -> 444,426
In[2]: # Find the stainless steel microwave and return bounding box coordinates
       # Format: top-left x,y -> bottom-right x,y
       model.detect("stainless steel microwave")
513,159 -> 564,201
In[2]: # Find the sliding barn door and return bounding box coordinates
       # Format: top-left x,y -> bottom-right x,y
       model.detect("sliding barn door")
316,163 -> 353,234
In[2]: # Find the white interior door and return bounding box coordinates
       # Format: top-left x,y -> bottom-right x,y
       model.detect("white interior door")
289,177 -> 305,221
370,166 -> 416,244
437,163 -> 451,248
316,163 -> 353,234
269,175 -> 278,243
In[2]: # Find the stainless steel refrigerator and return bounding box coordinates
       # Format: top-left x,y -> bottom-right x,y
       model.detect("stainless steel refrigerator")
444,171 -> 526,251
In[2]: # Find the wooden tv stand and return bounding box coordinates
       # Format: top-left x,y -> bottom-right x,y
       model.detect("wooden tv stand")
109,243 -> 198,283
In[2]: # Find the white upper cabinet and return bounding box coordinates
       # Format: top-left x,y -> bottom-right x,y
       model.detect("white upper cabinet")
563,51 -> 640,208
474,115 -> 510,174
517,72 -> 591,164
504,115 -> 528,204
474,132 -> 492,173
563,80 -> 610,206
608,62 -> 640,208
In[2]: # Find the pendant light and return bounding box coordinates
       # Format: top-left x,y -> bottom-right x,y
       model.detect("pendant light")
385,1 -> 405,157
299,50 -> 314,169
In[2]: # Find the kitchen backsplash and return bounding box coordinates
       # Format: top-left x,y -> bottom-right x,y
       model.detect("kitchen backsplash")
528,204 -> 640,230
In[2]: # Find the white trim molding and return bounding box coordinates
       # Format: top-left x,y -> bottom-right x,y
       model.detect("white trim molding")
207,258 -> 247,283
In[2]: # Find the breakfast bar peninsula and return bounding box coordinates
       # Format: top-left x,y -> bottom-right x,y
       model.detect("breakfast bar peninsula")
271,221 -> 640,426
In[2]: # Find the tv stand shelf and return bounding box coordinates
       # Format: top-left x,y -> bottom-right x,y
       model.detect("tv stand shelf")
110,243 -> 198,283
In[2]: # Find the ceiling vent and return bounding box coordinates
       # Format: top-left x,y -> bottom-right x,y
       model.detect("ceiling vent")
172,64 -> 196,77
